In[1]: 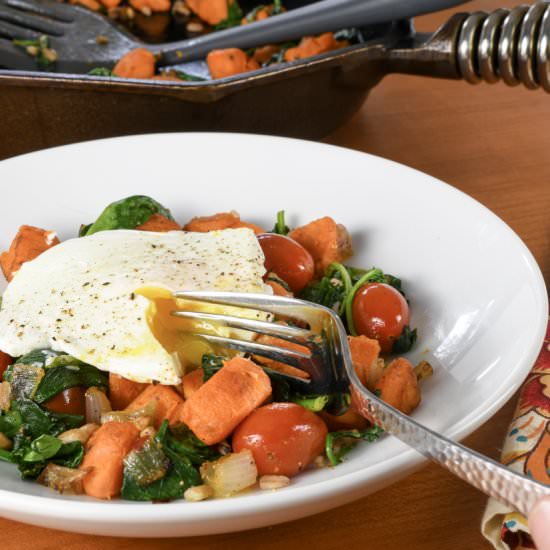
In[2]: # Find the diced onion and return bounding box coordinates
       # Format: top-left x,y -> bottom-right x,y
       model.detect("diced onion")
200,449 -> 258,498
85,387 -> 112,424
0,381 -> 11,412
37,464 -> 90,494
184,484 -> 213,502
58,423 -> 99,445
100,400 -> 156,426
11,364 -> 44,400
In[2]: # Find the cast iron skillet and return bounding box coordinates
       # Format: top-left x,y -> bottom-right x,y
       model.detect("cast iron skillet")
0,2 -> 548,160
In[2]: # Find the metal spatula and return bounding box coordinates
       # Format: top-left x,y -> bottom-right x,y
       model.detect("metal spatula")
0,0 -> 470,73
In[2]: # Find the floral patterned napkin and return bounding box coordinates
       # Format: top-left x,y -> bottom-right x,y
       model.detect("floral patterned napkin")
482,319 -> 550,550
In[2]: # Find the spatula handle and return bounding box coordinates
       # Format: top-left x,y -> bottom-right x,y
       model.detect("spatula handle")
385,3 -> 550,92
157,0 -> 470,65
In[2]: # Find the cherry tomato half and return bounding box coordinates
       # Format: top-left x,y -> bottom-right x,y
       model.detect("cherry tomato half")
232,402 -> 327,477
257,233 -> 314,293
352,283 -> 410,353
43,386 -> 87,416
0,351 -> 13,380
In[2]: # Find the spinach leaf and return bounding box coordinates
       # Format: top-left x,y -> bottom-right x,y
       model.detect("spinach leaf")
201,354 -> 225,382
264,40 -> 298,65
121,421 -> 203,501
88,67 -> 113,77
0,408 -> 22,438
168,425 -> 220,465
299,263 -> 350,312
52,440 -> 84,468
174,70 -> 206,82
272,0 -> 284,15
33,362 -> 108,403
12,398 -> 83,438
22,434 -> 62,462
82,195 -> 174,236
291,392 -> 350,415
0,448 -> 14,463
13,399 -> 53,438
14,349 -> 63,369
214,0 -> 243,30
265,369 -> 292,402
79,223 -> 92,237
10,433 -> 45,478
391,325 -> 418,354
325,425 -> 384,466
291,394 -> 329,412
12,433 -> 83,478
300,277 -> 346,311
48,410 -> 85,431
0,397 -> 84,479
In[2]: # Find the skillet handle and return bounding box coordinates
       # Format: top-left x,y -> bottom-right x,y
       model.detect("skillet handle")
386,3 -> 550,91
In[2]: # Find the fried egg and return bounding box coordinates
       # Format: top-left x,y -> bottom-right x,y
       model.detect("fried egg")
0,229 -> 270,384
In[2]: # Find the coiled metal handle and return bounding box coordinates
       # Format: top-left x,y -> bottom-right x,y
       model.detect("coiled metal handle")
457,2 -> 550,90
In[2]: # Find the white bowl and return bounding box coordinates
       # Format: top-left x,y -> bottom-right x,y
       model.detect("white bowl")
0,133 -> 546,537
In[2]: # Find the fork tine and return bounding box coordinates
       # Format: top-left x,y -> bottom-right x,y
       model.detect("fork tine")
171,310 -> 313,344
4,0 -> 75,22
0,17 -> 37,38
173,291 -> 315,325
192,332 -> 313,371
0,3 -> 66,36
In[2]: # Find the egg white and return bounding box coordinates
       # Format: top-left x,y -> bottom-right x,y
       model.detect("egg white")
0,229 -> 270,384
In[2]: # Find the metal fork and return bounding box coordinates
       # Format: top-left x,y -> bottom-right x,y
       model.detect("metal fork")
172,290 -> 550,518
0,0 -> 470,73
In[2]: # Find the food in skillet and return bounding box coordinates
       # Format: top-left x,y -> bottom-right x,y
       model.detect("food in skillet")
12,0 -> 356,80
0,196 -> 431,501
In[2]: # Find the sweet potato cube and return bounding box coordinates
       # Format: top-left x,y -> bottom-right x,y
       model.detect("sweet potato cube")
125,384 -> 184,428
181,356 -> 271,444
0,225 -> 59,282
109,373 -> 148,411
80,421 -> 139,499
288,216 -> 352,276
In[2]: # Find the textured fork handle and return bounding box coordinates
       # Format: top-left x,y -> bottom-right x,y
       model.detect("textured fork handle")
349,380 -> 550,517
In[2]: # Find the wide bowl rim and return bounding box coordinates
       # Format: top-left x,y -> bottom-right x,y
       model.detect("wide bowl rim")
0,132 -> 546,535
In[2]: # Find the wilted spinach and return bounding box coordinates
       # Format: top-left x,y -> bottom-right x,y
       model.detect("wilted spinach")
1,398 -> 84,478
325,425 -> 384,466
214,0 -> 243,30
81,195 -> 175,236
121,421 -> 206,501
33,361 -> 107,403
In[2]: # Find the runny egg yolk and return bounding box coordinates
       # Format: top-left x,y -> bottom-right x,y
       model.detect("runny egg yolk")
136,287 -> 251,371
136,287 -> 217,370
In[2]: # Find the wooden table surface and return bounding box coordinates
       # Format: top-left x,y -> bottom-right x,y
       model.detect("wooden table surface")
2,1 -> 549,548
